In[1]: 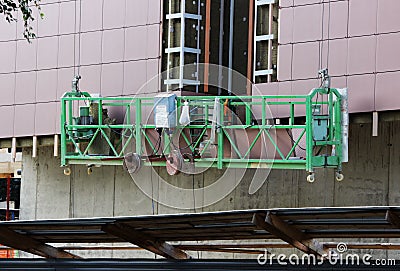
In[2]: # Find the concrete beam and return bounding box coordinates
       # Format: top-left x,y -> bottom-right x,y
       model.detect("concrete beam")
102,223 -> 190,259
0,135 -> 57,149
252,212 -> 327,256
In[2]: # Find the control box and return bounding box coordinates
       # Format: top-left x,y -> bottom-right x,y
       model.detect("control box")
312,115 -> 329,141
154,93 -> 177,128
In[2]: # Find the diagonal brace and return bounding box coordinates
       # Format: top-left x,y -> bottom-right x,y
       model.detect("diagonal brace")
252,212 -> 327,256
102,223 -> 189,259
0,226 -> 80,259
385,210 -> 400,228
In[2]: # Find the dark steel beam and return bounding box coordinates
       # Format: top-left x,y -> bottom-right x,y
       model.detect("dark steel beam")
102,223 -> 189,259
386,210 -> 400,228
252,212 -> 327,256
0,226 -> 80,259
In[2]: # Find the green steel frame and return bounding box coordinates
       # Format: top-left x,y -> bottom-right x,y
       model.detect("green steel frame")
60,88 -> 344,177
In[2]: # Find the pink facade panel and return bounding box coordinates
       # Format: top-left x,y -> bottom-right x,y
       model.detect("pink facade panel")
16,40 -> 37,72
327,39 -> 348,76
278,81 -> 292,96
331,76 -> 347,90
277,44 -> 292,81
35,102 -> 57,135
37,36 -> 59,70
0,73 -> 15,106
58,34 -> 76,68
375,72 -> 400,112
126,0 -> 149,27
253,82 -> 279,118
125,26 -> 148,61
292,79 -> 319,96
15,72 -> 36,105
294,0 -> 320,6
36,69 -> 58,103
55,102 -> 61,133
292,78 -> 319,116
293,4 -> 322,43
348,0 -> 377,37
292,42 -> 320,80
277,81 -> 292,116
101,63 -> 124,97
59,1 -> 77,35
278,7 -> 294,44
123,60 -> 148,95
80,0 -> 103,32
57,68 -> 75,99
0,17 -> 17,41
148,0 -> 162,24
376,33 -> 400,73
41,0 -> 59,4
147,24 -> 161,59
347,74 -> 375,113
102,29 -> 125,63
279,0 -> 293,8
0,106 -> 14,138
347,36 -> 376,75
37,3 -> 59,38
0,41 -> 16,73
323,1 -> 348,40
14,104 -> 35,137
146,59 -> 161,94
377,0 -> 400,34
103,0 -> 126,29
80,31 -> 102,65
79,65 -> 102,94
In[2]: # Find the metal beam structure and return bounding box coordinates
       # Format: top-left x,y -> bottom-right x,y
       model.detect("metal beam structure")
1,207 -> 400,258
0,259 -> 397,271
252,212 -> 327,256
102,223 -> 189,259
386,210 -> 400,228
0,226 -> 79,259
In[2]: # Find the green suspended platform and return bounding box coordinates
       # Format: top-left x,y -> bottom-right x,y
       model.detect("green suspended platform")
60,86 -> 348,183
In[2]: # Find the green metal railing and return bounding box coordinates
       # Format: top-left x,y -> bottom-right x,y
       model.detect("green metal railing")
60,88 -> 345,179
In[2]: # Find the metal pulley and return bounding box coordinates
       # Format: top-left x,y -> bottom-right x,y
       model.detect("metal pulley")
123,153 -> 142,174
166,150 -> 183,176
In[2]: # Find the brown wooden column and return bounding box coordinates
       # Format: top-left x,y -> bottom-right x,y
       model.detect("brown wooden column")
204,0 -> 211,93
246,0 -> 255,95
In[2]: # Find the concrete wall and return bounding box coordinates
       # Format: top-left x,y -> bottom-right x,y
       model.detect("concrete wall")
18,119 -> 400,258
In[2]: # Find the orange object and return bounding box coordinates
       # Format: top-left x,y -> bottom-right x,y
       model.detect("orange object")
224,99 -> 229,116
0,246 -> 14,258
